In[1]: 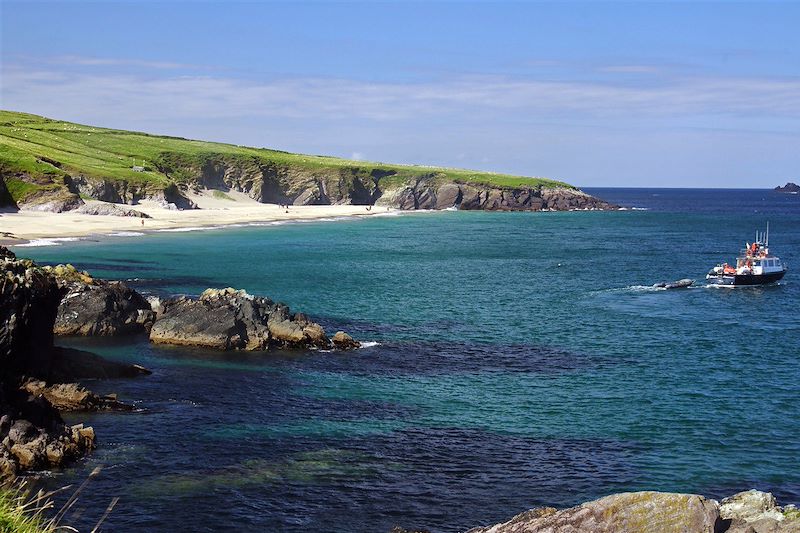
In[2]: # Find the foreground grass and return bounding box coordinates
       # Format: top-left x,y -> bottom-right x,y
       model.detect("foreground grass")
0,109 -> 575,194
0,485 -> 54,533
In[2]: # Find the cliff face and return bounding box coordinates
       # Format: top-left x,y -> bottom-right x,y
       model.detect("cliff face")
0,248 -> 94,478
5,157 -> 615,212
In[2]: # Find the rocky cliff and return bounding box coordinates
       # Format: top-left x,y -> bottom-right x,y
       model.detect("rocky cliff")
0,248 -> 147,478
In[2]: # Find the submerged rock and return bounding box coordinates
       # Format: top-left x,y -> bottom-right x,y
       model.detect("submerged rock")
150,287 -> 356,351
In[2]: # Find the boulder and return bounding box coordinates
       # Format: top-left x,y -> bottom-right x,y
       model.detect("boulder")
75,202 -> 150,218
48,266 -> 156,336
468,492 -> 720,533
150,287 -> 345,350
331,331 -> 361,350
720,490 -> 800,533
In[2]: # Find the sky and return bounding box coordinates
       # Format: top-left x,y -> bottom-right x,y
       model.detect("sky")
1,1 -> 799,188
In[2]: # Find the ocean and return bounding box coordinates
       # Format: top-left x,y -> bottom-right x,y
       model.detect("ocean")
17,188 -> 800,532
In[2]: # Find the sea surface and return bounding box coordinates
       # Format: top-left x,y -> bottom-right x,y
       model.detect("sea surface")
16,188 -> 800,532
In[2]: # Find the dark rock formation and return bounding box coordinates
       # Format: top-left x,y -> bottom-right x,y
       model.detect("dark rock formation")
47,264 -> 155,336
149,287 -> 355,350
378,177 -> 617,212
467,490 -> 800,533
0,178 -> 16,210
775,182 -> 800,193
0,392 -> 95,478
75,202 -> 150,218
1,248 -> 148,478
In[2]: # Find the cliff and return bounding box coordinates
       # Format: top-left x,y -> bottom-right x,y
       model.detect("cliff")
0,110 -> 616,212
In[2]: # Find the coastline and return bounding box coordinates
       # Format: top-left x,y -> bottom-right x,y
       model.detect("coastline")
0,190 -> 400,245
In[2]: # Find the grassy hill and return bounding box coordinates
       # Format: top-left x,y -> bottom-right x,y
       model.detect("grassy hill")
0,110 -> 575,205
0,110 -> 617,212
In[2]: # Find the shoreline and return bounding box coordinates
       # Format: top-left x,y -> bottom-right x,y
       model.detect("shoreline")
0,190 -> 404,245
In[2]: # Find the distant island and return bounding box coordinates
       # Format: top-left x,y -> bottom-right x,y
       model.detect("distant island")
0,110 -> 615,214
774,182 -> 800,193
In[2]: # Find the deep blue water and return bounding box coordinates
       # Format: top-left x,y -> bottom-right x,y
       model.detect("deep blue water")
15,188 -> 800,532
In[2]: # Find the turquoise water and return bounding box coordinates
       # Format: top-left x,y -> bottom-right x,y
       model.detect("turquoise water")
18,189 -> 800,531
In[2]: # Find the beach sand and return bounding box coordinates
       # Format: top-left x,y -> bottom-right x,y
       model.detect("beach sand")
0,190 -> 394,245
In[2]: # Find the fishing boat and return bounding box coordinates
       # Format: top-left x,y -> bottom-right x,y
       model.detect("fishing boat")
706,225 -> 788,286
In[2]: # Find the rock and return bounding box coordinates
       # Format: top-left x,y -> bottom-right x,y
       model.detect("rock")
18,189 -> 84,213
721,491 -> 785,523
0,246 -> 16,261
22,381 -> 135,412
331,331 -> 361,350
720,490 -> 800,533
75,202 -> 151,218
150,288 -> 342,350
1,252 -> 145,477
468,492 -> 719,533
47,267 -> 156,336
774,182 -> 800,193
435,183 -> 462,209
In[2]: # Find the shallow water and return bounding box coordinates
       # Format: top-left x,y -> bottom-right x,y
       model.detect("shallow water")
18,188 -> 800,532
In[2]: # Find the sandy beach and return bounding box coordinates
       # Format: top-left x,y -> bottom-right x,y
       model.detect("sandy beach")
0,190 -> 396,245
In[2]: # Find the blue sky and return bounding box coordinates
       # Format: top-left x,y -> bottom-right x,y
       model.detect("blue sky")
2,1 -> 799,187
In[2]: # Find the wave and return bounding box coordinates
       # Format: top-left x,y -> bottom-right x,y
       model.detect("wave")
16,237 -> 81,247
359,341 -> 381,349
109,231 -> 146,237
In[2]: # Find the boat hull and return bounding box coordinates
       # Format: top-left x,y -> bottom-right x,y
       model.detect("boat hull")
706,270 -> 786,286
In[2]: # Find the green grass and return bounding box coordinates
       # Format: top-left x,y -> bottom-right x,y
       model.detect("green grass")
0,486 -> 54,533
0,110 -> 575,192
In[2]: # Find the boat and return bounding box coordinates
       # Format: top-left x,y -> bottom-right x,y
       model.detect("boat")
706,225 -> 788,286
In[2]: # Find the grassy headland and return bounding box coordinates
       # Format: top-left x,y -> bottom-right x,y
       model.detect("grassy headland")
0,110 -> 575,208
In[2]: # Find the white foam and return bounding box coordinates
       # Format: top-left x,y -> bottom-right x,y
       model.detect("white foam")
109,231 -> 145,237
359,341 -> 381,349
16,237 -> 81,247
155,226 -> 218,233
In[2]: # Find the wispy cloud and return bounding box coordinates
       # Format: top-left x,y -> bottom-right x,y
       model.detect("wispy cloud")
2,63 -> 798,126
597,65 -> 663,74
50,55 -> 194,70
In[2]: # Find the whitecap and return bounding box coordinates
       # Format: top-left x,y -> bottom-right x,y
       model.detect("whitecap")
16,237 -> 81,247
358,341 -> 381,349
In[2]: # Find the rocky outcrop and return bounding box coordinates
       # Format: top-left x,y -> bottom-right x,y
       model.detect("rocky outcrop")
377,177 -> 617,211
775,182 -> 800,193
1,247 -> 147,478
149,287 -> 356,350
466,490 -> 800,533
46,264 -> 155,336
0,398 -> 95,478
75,202 -> 150,218
22,381 -> 134,412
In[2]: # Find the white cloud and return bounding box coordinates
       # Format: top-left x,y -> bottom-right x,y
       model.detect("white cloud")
2,62 -> 799,131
